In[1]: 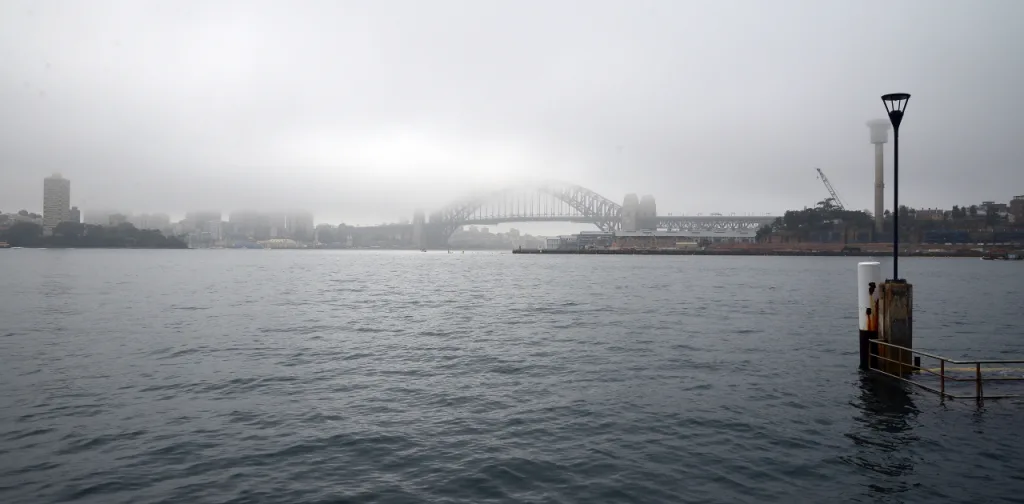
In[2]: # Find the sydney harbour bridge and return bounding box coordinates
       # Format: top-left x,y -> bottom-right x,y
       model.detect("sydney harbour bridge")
349,181 -> 779,249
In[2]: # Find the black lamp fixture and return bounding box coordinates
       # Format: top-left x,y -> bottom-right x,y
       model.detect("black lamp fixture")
881,93 -> 910,281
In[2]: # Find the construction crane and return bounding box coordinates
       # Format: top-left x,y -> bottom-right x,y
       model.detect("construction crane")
815,168 -> 846,211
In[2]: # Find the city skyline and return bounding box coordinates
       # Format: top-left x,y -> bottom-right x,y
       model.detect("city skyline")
4,170 -> 1022,249
10,171 -> 1022,230
7,173 -> 1023,239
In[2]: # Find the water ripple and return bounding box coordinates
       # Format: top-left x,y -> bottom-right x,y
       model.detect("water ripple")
0,251 -> 1022,503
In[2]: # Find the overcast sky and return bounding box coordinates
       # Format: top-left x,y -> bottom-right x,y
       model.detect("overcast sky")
2,0 -> 1022,225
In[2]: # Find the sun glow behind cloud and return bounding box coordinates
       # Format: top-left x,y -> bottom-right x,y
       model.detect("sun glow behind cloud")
278,128 -> 550,190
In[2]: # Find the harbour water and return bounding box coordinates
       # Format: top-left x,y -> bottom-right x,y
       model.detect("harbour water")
1,250 -> 1022,503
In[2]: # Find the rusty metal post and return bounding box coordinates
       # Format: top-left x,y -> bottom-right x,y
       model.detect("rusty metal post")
881,281 -> 913,375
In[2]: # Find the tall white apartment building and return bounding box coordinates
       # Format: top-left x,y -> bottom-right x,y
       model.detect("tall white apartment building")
43,173 -> 71,230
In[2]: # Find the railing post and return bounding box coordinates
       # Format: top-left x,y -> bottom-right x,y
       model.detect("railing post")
976,363 -> 983,400
940,360 -> 945,397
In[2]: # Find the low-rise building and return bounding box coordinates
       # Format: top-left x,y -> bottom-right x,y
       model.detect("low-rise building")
610,230 -> 737,249
260,238 -> 302,249
915,208 -> 946,221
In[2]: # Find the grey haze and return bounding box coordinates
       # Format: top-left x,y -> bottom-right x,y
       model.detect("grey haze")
1,0 -> 1022,225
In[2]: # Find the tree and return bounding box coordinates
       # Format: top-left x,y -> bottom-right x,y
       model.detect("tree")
970,205 -> 978,217
755,224 -> 773,243
53,221 -> 85,238
0,222 -> 43,246
1,221 -> 185,248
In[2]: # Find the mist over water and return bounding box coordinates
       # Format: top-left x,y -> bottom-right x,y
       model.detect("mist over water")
1,251 -> 1022,503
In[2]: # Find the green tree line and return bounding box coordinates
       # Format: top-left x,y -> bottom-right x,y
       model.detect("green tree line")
754,199 -> 1013,243
755,198 -> 874,242
0,222 -> 187,248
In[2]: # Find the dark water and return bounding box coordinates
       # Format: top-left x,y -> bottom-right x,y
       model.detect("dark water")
2,250 -> 1023,503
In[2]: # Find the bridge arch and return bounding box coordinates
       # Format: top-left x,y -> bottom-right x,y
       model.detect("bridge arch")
432,182 -> 622,237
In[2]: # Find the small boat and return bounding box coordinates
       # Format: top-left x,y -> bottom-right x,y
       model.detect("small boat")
982,254 -> 1009,261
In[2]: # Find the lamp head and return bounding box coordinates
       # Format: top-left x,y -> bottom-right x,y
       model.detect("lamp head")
881,93 -> 910,129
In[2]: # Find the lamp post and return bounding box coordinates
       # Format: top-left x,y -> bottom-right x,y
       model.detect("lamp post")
881,93 -> 910,281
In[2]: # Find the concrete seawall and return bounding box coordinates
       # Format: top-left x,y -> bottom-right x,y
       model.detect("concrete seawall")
511,248 -> 995,257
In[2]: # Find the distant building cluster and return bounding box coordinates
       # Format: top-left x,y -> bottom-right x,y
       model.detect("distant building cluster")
1,174 -> 81,235
907,198 -> 1022,225
447,226 -> 546,250
5,174 -> 1022,250
907,197 -> 1024,244
0,175 -> 321,249
79,209 -> 318,249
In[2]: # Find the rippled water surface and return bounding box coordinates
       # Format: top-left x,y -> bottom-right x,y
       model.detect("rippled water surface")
2,250 -> 1023,503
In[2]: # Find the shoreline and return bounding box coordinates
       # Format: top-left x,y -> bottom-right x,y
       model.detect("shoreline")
3,246 -> 1018,258
0,246 -> 188,250
511,248 -> 1009,258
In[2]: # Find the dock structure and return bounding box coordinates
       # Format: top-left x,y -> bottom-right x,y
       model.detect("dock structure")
511,247 -> 995,257
857,261 -> 1024,401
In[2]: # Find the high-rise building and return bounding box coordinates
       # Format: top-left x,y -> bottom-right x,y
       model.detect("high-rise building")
186,211 -> 221,232
129,213 -> 171,230
83,209 -> 119,225
43,173 -> 71,230
207,220 -> 223,241
286,211 -> 315,241
69,206 -> 81,224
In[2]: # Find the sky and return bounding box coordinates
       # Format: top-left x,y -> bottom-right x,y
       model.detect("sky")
1,0 -> 1023,227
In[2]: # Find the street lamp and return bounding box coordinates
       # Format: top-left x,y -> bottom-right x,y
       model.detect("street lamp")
881,93 -> 910,281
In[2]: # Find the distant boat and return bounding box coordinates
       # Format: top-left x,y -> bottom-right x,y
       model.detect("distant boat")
421,248 -> 427,252
980,253 -> 1017,261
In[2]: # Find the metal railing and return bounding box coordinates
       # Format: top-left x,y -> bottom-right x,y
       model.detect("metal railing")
869,340 -> 1024,400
